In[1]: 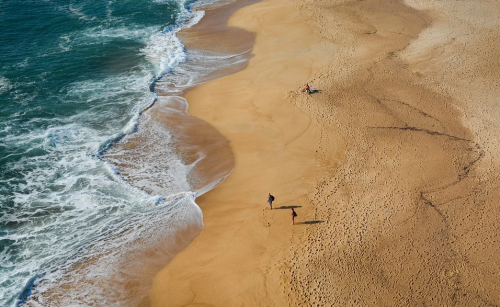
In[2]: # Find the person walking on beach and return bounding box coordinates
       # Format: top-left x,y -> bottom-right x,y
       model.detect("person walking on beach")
267,193 -> 275,210
291,208 -> 297,225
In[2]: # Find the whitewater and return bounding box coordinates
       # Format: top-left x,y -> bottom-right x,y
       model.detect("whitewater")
0,0 -> 245,305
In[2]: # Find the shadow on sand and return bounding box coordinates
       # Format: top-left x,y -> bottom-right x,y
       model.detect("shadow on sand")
303,89 -> 322,95
275,205 -> 302,209
296,220 -> 324,225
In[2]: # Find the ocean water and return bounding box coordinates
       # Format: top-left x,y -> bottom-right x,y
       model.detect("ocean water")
0,0 -> 245,306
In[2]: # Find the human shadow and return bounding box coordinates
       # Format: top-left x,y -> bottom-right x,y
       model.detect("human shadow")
296,220 -> 324,225
275,205 -> 302,210
302,89 -> 322,95
308,88 -> 322,94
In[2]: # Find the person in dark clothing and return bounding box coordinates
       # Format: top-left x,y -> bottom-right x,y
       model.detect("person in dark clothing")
267,193 -> 275,210
291,208 -> 297,225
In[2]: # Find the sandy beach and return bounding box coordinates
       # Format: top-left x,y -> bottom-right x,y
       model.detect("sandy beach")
147,0 -> 500,305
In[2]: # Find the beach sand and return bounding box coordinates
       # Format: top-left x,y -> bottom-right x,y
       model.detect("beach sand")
147,0 -> 500,305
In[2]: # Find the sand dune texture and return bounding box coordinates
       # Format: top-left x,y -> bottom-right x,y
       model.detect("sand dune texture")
148,0 -> 500,305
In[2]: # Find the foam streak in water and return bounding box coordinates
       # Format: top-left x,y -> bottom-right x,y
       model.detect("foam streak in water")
0,0 -> 245,305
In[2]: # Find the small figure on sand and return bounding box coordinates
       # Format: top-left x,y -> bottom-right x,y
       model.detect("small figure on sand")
267,193 -> 275,210
291,208 -> 297,225
302,83 -> 311,94
302,83 -> 321,94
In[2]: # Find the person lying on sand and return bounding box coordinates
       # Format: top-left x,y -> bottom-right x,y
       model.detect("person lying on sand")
302,83 -> 321,94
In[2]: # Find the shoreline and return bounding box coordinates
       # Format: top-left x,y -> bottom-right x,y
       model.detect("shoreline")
76,2 -> 260,306
148,0 -> 335,304
148,0 -> 500,305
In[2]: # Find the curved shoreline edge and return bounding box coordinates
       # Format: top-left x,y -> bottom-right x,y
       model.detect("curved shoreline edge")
148,0 -> 500,305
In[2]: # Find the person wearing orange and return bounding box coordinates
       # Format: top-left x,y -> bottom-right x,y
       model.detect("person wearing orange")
302,83 -> 311,94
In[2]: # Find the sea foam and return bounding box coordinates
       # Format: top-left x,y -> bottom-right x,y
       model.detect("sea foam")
0,0 -> 245,305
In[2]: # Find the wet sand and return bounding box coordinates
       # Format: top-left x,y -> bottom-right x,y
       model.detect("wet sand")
147,0 -> 500,305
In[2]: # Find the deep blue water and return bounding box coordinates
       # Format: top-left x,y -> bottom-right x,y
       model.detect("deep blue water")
0,0 -> 224,305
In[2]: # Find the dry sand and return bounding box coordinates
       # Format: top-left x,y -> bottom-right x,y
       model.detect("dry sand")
147,0 -> 500,305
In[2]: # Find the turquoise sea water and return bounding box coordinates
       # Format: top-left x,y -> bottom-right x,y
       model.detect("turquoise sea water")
0,0 -> 242,305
